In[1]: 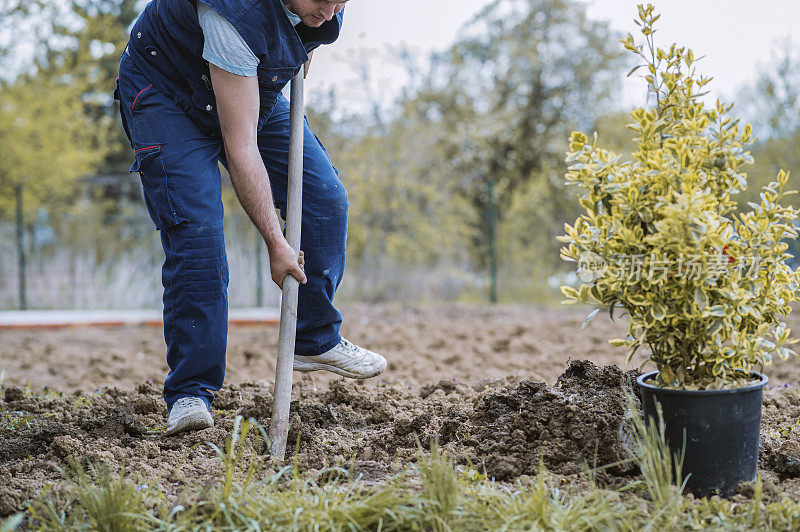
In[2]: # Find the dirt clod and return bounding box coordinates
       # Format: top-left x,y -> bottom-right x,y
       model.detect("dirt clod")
463,362 -> 635,479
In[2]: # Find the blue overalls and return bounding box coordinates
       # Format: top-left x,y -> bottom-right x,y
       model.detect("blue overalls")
113,0 -> 347,410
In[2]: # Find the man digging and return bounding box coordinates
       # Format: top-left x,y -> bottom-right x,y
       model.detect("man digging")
114,0 -> 387,437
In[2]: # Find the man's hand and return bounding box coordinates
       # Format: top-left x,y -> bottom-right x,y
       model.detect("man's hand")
270,244 -> 307,288
208,63 -> 307,288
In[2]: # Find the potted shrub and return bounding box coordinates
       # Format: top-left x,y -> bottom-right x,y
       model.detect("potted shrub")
557,4 -> 800,496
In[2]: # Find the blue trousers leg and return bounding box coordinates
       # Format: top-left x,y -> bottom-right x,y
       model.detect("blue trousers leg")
118,56 -> 349,408
117,53 -> 227,410
256,95 -> 349,356
218,94 -> 349,355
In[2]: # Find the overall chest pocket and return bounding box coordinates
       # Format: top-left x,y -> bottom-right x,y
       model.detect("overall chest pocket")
185,69 -> 221,135
192,87 -> 218,116
257,66 -> 299,125
190,69 -> 217,111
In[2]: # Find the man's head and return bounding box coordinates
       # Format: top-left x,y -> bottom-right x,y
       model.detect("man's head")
283,0 -> 347,28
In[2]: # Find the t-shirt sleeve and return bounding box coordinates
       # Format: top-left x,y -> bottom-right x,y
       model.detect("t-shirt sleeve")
197,2 -> 259,77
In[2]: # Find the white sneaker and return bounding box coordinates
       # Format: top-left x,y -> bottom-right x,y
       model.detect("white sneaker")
293,338 -> 387,379
164,397 -> 214,436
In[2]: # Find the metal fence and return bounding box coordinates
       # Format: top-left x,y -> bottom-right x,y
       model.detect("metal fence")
0,215 -> 281,311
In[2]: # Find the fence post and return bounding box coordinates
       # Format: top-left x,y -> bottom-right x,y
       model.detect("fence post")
15,183 -> 27,310
487,177 -> 498,304
16,183 -> 28,310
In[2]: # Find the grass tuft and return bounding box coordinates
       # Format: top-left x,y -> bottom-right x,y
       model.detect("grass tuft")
418,439 -> 460,530
29,459 -> 147,531
625,388 -> 685,510
17,405 -> 800,531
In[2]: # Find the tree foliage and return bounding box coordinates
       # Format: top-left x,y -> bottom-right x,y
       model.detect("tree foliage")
415,0 -> 628,270
0,0 -> 140,223
307,96 -> 477,301
737,41 -> 800,140
44,0 -> 141,174
734,44 -> 800,212
0,71 -> 99,221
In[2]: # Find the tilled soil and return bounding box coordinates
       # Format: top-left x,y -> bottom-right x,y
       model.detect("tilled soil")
3,303 -> 800,515
3,360 -> 800,516
0,304 -> 639,393
4,303 -> 800,393
0,360 -> 633,516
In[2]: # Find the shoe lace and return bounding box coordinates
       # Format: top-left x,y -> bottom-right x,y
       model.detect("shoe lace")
340,338 -> 369,361
172,397 -> 202,415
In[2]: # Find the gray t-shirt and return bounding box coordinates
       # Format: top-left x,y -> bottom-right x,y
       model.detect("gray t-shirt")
197,1 -> 301,77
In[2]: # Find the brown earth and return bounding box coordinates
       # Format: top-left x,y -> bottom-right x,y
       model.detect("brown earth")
0,360 -> 637,516
3,303 -> 800,516
1,303 -> 641,393
5,303 -> 800,393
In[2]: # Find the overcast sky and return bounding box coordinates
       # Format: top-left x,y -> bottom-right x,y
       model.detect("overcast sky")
307,0 -> 799,112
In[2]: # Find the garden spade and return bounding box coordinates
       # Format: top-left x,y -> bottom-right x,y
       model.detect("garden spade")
269,68 -> 305,459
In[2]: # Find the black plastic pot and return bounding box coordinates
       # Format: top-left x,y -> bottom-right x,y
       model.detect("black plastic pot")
636,371 -> 768,497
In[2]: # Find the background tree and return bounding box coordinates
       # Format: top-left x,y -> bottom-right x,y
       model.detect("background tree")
0,0 -> 141,307
304,67 -> 476,302
737,41 -> 800,140
733,44 -> 800,211
733,43 -> 800,266
0,70 -> 101,307
412,0 -> 628,300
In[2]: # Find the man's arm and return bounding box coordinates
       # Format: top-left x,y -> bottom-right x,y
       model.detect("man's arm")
209,63 -> 306,287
